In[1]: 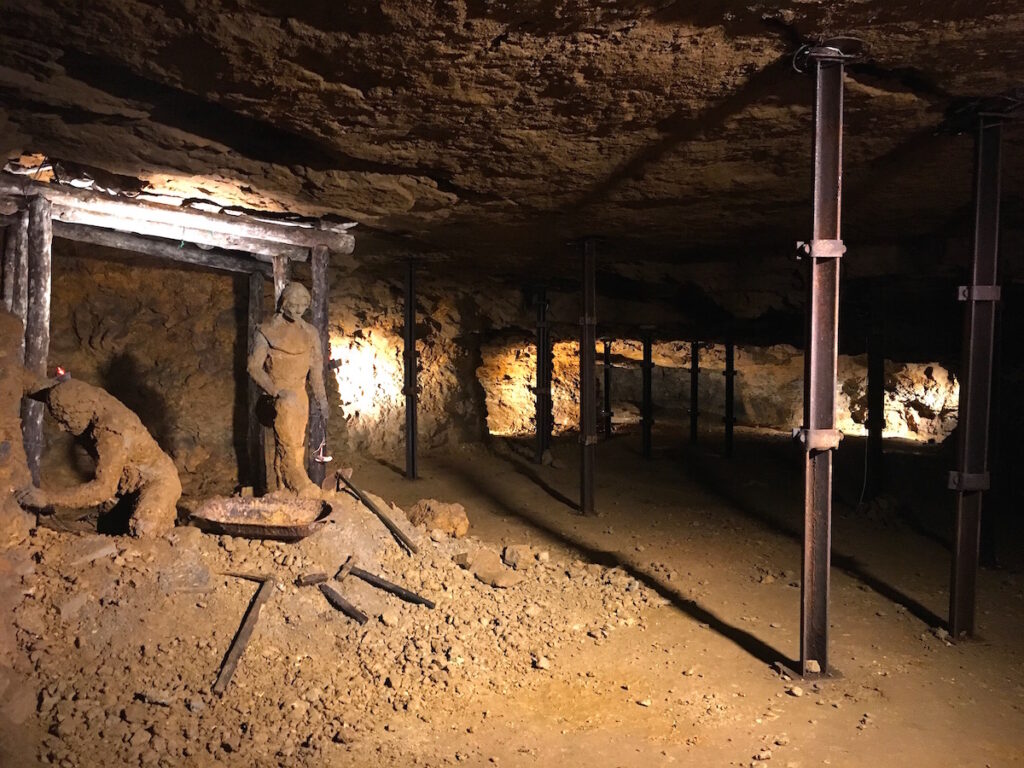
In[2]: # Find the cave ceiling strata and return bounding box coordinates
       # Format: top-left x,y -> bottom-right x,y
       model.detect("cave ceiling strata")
1,0 -> 1023,277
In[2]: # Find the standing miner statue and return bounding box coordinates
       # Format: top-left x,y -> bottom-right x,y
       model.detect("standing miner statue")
247,281 -> 329,498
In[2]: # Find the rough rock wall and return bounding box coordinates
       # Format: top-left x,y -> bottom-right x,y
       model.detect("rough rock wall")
44,245 -> 514,493
325,270 -> 491,460
48,243 -> 245,497
478,339 -> 959,443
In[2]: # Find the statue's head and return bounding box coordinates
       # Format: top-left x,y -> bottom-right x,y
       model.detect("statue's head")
279,282 -> 311,322
45,379 -> 97,435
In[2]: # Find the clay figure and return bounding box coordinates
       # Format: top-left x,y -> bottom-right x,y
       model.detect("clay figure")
247,281 -> 328,498
17,377 -> 182,537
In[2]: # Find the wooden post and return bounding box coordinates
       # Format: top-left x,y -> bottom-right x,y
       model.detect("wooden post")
247,271 -> 265,494
307,245 -> 330,486
22,196 -> 52,484
3,210 -> 29,360
272,255 -> 289,308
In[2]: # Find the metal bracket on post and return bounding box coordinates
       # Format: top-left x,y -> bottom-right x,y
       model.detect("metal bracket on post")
796,239 -> 846,260
948,471 -> 990,492
792,427 -> 843,453
957,285 -> 1001,302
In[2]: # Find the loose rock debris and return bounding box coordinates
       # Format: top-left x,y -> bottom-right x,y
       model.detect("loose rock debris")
6,490 -> 657,766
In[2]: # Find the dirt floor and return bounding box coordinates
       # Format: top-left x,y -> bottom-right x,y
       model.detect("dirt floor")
2,427 -> 1024,767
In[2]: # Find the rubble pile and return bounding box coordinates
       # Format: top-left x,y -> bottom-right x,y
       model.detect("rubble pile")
6,491 -> 656,767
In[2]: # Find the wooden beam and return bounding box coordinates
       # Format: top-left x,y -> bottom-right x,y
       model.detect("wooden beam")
0,173 -> 355,256
53,221 -> 272,275
272,255 -> 289,306
307,245 -> 330,486
22,196 -> 52,484
247,271 -> 266,495
49,204 -> 309,261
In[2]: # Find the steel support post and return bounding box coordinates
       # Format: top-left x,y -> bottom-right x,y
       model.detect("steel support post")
404,260 -> 418,480
866,323 -> 885,498
601,339 -> 613,438
641,328 -> 653,458
534,289 -> 552,463
949,117 -> 1003,638
797,51 -> 846,676
689,341 -> 699,444
306,245 -> 330,487
22,196 -> 52,484
579,240 -> 597,515
723,339 -> 735,458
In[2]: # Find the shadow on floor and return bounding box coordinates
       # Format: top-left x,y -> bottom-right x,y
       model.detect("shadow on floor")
679,444 -> 947,630
435,452 -> 795,670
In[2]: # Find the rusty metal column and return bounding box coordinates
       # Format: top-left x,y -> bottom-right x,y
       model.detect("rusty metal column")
641,328 -> 653,458
534,289 -> 552,463
404,260 -> 418,480
795,47 -> 848,677
579,240 -> 597,515
601,339 -> 613,438
866,322 -> 885,498
689,341 -> 699,444
723,338 -> 735,458
949,117 -> 1003,638
22,196 -> 52,485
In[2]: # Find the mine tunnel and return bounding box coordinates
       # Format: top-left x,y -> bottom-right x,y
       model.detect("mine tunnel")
1,2 -> 1024,766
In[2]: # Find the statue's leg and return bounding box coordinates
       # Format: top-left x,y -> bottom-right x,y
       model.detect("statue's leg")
129,465 -> 182,538
273,389 -> 317,496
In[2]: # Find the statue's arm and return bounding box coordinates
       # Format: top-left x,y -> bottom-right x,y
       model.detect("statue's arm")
34,432 -> 126,508
308,327 -> 329,415
246,331 -> 276,396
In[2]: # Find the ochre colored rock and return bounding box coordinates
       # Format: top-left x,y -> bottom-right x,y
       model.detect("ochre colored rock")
408,499 -> 469,538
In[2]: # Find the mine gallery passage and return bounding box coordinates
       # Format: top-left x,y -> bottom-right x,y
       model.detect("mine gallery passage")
2,2 -> 1024,767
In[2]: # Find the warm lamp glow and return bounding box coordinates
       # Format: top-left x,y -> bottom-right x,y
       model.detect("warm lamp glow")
329,332 -> 403,422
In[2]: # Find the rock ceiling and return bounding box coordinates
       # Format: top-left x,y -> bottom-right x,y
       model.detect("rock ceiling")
2,1 -> 1024,273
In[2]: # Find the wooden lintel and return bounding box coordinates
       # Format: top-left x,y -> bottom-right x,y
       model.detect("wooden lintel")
0,173 -> 355,257
53,222 -> 273,276
51,204 -> 309,261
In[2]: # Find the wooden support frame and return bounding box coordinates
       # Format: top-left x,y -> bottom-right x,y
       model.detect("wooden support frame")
22,196 -> 52,484
3,174 -> 352,498
2,210 -> 29,361
307,245 -> 330,486
0,173 -> 354,257
247,271 -> 266,494
54,222 -> 272,275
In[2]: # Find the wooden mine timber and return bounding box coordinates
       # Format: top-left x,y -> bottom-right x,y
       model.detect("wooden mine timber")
22,196 -> 52,483
53,222 -> 273,275
2,210 -> 29,360
248,271 -> 267,494
307,244 -> 330,486
0,173 -> 355,257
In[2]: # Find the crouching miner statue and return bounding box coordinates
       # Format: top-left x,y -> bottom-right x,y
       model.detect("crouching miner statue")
247,281 -> 329,498
17,375 -> 182,537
